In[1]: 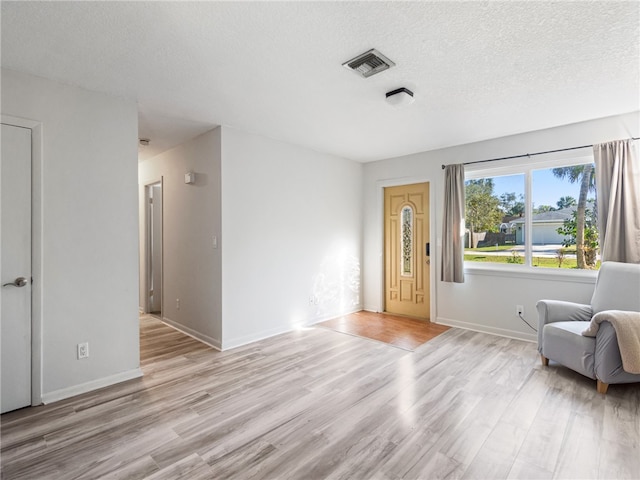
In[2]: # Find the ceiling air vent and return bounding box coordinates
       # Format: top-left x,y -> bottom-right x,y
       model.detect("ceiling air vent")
342,49 -> 395,78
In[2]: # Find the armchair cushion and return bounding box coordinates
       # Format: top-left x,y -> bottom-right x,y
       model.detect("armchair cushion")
591,262 -> 640,314
541,321 -> 595,379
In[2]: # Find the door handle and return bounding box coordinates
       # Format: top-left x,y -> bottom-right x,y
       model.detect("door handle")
3,277 -> 28,288
425,242 -> 430,256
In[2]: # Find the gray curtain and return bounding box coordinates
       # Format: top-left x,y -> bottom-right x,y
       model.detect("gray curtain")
441,164 -> 465,282
593,139 -> 640,263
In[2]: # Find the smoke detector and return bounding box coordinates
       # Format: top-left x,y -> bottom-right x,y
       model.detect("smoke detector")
385,88 -> 415,107
343,49 -> 395,78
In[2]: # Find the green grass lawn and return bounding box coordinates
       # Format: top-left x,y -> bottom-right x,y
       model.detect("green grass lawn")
464,254 -> 600,269
465,245 -> 578,254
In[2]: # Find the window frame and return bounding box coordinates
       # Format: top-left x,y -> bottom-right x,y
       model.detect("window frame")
463,152 -> 598,278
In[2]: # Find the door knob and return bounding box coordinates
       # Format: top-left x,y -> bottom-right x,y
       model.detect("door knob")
3,277 -> 28,287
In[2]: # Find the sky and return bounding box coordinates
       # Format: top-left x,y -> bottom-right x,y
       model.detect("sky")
491,169 -> 588,209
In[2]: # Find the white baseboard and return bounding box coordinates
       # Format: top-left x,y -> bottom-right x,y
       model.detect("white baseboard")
161,316 -> 222,351
222,323 -> 302,351
223,306 -> 364,351
363,305 -> 381,313
435,316 -> 537,343
41,368 -> 143,405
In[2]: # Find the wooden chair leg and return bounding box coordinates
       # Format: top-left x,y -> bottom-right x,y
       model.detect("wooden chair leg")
597,380 -> 609,394
540,354 -> 549,366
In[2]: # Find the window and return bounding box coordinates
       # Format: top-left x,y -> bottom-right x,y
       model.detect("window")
464,157 -> 599,270
465,175 -> 524,265
401,205 -> 413,276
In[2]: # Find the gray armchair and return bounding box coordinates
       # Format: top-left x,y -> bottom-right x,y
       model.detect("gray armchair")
537,261 -> 640,393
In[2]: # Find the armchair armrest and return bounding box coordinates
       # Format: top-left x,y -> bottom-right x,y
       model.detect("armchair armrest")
536,300 -> 593,352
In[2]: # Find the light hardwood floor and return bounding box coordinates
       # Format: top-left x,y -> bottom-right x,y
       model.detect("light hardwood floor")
2,315 -> 639,479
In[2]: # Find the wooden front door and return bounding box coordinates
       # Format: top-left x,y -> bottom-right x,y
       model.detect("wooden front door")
384,182 -> 430,320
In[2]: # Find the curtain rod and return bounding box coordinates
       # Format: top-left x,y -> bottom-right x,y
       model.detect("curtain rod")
441,137 -> 639,170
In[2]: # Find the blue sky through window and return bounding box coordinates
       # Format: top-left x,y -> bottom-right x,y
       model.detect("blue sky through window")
491,169 -> 583,210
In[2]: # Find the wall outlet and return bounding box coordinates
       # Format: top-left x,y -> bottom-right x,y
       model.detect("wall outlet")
77,342 -> 89,359
176,298 -> 180,309
516,305 -> 524,316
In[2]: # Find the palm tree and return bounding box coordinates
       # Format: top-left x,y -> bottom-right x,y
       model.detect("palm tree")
552,165 -> 595,268
556,196 -> 577,209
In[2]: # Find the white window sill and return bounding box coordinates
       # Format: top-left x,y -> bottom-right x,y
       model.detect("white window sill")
464,262 -> 598,284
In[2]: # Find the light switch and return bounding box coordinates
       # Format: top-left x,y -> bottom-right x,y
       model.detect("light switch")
213,236 -> 218,249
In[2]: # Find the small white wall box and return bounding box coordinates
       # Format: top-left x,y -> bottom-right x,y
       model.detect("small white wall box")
184,172 -> 195,184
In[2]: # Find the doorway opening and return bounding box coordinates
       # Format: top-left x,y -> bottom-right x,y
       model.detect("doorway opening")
145,181 -> 163,318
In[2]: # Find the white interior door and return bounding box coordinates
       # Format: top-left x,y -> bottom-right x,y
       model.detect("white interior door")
1,123 -> 32,414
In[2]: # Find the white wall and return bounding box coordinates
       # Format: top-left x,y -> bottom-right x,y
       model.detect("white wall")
1,69 -> 140,402
363,112 -> 640,341
221,127 -> 362,349
139,128 -> 222,348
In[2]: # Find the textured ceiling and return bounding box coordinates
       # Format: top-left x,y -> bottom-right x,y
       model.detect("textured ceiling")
1,1 -> 638,162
